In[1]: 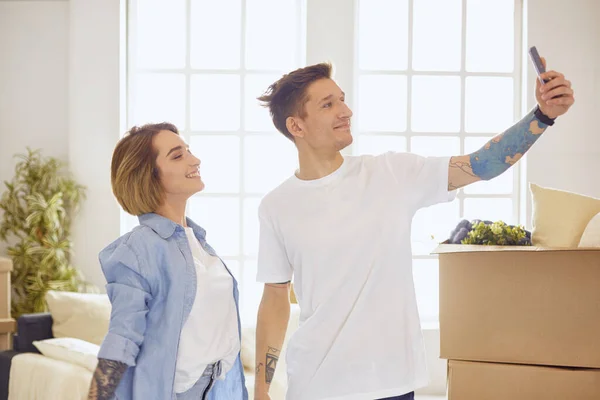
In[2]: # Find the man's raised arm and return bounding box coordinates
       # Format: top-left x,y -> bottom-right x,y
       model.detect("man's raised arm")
447,62 -> 574,191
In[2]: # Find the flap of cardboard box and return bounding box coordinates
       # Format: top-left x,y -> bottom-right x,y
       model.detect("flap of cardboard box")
448,360 -> 600,400
432,243 -> 600,254
0,257 -> 12,273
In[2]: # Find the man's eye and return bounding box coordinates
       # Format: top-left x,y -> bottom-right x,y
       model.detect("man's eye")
323,102 -> 332,108
174,154 -> 182,159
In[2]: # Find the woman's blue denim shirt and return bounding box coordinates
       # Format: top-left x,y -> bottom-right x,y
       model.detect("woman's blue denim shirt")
97,213 -> 248,400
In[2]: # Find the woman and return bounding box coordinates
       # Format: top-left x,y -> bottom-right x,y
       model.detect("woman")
87,123 -> 248,400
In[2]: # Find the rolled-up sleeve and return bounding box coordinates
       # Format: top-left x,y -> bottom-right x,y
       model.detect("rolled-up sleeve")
97,242 -> 152,367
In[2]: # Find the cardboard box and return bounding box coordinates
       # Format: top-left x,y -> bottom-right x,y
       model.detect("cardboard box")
434,244 -> 600,368
0,257 -> 14,350
448,360 -> 600,400
0,257 -> 11,320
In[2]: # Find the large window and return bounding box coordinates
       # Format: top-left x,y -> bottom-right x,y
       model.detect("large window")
354,0 -> 522,324
125,0 -> 306,325
126,0 -> 522,326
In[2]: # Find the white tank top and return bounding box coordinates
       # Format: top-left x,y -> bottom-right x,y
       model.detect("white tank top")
173,227 -> 240,393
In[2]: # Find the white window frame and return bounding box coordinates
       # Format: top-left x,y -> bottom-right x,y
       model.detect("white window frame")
125,0 -> 524,326
124,0 -> 307,323
306,0 -> 525,325
349,0 -> 524,325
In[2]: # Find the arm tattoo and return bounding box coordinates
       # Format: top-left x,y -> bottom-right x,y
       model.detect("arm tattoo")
469,108 -> 548,181
88,358 -> 128,400
448,158 -> 477,190
265,347 -> 280,384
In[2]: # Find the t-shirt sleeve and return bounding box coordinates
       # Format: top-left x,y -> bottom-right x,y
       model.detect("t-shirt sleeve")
382,151 -> 457,210
256,200 -> 293,284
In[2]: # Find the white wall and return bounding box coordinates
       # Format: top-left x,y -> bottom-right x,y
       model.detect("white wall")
524,0 -> 600,224
68,0 -> 123,289
0,1 -> 69,255
0,0 -> 122,289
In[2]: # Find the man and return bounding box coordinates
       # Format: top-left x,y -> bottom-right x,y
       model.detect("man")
253,60 -> 574,400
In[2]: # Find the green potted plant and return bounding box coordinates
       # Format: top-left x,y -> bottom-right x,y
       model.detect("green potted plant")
0,148 -> 90,318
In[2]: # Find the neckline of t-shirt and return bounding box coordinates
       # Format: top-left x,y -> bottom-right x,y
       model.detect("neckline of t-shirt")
183,226 -> 199,241
290,156 -> 350,187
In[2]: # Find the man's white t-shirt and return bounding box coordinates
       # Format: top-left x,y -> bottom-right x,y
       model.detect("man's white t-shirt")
256,152 -> 456,400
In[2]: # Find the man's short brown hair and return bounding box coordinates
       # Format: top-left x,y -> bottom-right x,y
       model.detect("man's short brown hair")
257,62 -> 333,142
111,122 -> 179,216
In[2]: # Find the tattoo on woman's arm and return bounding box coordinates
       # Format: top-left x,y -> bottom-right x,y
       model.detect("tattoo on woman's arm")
88,359 -> 128,400
265,347 -> 280,384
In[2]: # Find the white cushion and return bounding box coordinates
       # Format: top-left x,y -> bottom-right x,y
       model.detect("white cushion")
45,290 -> 111,345
33,337 -> 99,372
579,212 -> 600,247
530,183 -> 600,247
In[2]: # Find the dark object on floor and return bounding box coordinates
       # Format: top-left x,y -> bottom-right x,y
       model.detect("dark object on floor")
0,313 -> 53,400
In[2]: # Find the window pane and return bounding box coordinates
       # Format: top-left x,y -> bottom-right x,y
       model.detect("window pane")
358,75 -> 408,132
354,135 -> 407,156
413,259 -> 439,323
244,135 -> 298,193
463,136 -> 513,194
190,0 -> 241,69
189,135 -> 240,193
411,136 -> 460,157
136,0 -> 186,68
465,77 -> 513,133
190,74 -> 240,131
245,74 -> 279,132
412,200 -> 460,255
246,0 -> 298,70
358,0 -> 409,70
413,0 -> 461,71
243,197 -> 261,256
466,0 -> 514,72
463,198 -> 514,224
411,76 -> 461,133
132,73 -> 186,128
188,197 -> 240,256
241,259 -> 263,326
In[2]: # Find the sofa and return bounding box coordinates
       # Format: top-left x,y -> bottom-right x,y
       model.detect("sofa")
0,291 -> 296,400
0,311 -> 96,400
0,296 -> 445,400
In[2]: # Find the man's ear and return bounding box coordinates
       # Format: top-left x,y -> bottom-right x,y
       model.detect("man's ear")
286,116 -> 304,139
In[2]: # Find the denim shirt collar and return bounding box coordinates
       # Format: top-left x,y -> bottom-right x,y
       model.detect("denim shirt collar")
138,213 -> 207,240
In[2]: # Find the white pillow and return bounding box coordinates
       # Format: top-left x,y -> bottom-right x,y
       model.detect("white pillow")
45,290 -> 112,345
530,183 -> 600,247
579,212 -> 600,247
33,337 -> 99,372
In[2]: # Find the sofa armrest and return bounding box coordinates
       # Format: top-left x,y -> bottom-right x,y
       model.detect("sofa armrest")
13,313 -> 53,353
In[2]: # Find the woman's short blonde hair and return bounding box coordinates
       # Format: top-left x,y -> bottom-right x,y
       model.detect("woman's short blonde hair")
111,122 -> 179,216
